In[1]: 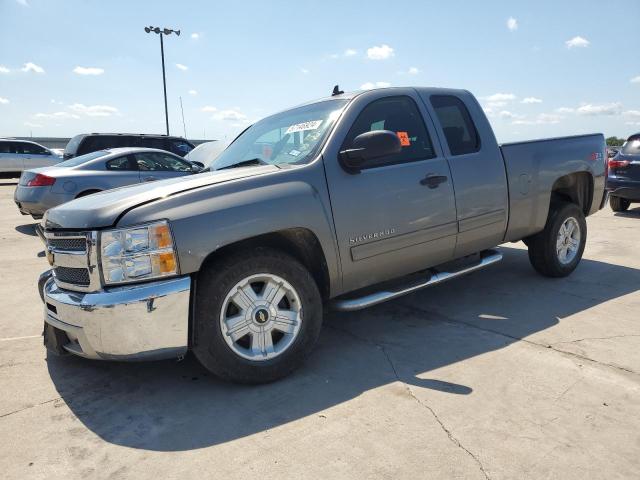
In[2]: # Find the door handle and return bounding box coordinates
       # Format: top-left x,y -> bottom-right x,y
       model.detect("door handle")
420,174 -> 447,189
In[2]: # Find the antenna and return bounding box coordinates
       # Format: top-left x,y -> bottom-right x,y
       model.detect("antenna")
332,85 -> 344,96
179,96 -> 187,138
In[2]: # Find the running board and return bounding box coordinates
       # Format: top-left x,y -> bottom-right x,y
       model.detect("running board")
332,249 -> 502,312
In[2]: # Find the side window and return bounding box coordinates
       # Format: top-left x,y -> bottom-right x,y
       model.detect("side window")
135,152 -> 192,172
106,155 -> 136,171
140,137 -> 166,150
342,96 -> 435,168
430,95 -> 480,156
20,142 -> 48,155
0,142 -> 17,153
78,136 -> 112,155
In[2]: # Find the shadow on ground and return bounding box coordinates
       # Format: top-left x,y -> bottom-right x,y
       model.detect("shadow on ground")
47,246 -> 640,451
614,205 -> 640,218
15,223 -> 37,236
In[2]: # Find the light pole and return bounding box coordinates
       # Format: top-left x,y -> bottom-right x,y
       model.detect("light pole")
144,26 -> 181,135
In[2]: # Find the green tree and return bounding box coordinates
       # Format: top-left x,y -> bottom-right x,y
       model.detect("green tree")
606,136 -> 625,146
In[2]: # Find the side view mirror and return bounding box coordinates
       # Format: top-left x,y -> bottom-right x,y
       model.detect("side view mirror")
190,161 -> 205,172
339,130 -> 402,173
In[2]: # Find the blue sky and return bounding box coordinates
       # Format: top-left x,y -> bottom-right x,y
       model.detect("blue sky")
1,0 -> 639,142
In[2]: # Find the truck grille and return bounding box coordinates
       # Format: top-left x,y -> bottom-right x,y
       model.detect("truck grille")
54,267 -> 90,286
47,238 -> 87,252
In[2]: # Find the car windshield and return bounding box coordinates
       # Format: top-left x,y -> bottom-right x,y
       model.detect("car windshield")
621,135 -> 640,156
209,99 -> 349,170
54,150 -> 110,167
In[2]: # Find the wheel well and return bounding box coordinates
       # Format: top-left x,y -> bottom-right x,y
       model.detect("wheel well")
550,172 -> 593,215
75,189 -> 101,199
199,228 -> 331,299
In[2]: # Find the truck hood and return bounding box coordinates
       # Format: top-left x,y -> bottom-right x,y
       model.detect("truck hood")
44,165 -> 279,230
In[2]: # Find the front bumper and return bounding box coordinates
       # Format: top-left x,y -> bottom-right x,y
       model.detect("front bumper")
42,273 -> 191,360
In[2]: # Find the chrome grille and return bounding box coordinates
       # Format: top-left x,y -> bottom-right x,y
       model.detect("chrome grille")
47,238 -> 87,252
53,267 -> 90,286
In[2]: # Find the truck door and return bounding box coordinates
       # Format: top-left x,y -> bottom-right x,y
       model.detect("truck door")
323,91 -> 458,292
420,92 -> 509,257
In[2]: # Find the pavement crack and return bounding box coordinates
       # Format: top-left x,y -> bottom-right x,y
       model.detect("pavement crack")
0,397 -> 62,419
551,335 -> 640,345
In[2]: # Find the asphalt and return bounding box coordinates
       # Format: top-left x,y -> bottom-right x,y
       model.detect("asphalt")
1,177 -> 639,479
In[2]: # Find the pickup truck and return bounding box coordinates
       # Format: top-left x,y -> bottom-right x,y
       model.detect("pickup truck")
39,87 -> 607,383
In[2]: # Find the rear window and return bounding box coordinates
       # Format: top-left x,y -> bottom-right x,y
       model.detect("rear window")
64,135 -> 85,156
430,95 -> 480,156
621,135 -> 640,155
55,150 -> 110,167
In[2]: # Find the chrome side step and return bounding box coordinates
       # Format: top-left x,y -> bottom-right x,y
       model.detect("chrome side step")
332,249 -> 502,311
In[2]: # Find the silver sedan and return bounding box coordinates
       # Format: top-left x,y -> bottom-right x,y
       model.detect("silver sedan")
14,147 -> 202,219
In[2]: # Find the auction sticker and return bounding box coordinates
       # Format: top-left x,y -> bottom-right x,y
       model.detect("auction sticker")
286,120 -> 322,134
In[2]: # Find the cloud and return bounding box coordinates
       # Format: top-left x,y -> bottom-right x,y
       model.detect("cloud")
521,97 -> 542,104
576,102 -> 621,116
623,110 -> 640,118
213,109 -> 247,121
68,103 -> 119,117
555,107 -> 574,114
24,121 -> 42,128
513,113 -> 562,125
188,89 -> 198,95
566,36 -> 589,49
35,111 -> 80,120
73,66 -> 104,76
631,76 -> 640,84
16,0 -> 29,6
366,44 -> 394,60
360,81 -> 391,90
483,93 -> 516,102
0,66 -> 9,74
300,68 -> 309,74
344,48 -> 357,57
21,62 -> 45,73
625,121 -> 640,126
191,33 -> 200,39
408,67 -> 419,75
175,63 -> 188,71
498,110 -> 524,120
507,17 -> 518,31
0,97 -> 9,104
201,106 -> 217,112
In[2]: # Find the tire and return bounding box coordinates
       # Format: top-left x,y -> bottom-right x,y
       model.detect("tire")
527,202 -> 587,278
609,195 -> 630,212
193,247 -> 323,384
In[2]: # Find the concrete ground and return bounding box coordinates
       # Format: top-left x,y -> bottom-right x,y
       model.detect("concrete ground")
1,178 -> 639,479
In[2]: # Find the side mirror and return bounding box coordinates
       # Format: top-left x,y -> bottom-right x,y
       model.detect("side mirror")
190,161 -> 205,172
339,130 -> 402,173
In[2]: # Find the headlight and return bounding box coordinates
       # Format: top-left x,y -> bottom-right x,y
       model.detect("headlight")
99,220 -> 178,285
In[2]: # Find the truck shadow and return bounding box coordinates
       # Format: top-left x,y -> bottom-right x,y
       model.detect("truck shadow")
46,245 -> 640,451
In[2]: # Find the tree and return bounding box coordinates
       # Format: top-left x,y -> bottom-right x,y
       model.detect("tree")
606,136 -> 625,146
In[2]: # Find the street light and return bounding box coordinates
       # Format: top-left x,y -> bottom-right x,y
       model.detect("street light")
144,26 -> 181,135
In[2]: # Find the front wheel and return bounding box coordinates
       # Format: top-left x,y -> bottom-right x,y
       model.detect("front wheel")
193,248 -> 323,384
609,195 -> 630,212
527,202 -> 587,277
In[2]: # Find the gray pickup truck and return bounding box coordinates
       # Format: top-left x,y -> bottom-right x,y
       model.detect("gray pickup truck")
39,87 -> 607,383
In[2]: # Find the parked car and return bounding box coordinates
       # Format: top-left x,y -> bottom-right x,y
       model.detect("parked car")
0,138 -> 63,175
607,133 -> 640,212
63,133 -> 195,159
15,147 -> 202,219
607,146 -> 620,158
185,140 -> 227,168
38,87 -> 606,383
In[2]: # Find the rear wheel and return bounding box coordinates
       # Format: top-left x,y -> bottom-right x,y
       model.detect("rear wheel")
193,248 -> 323,384
609,195 -> 630,212
527,202 -> 586,277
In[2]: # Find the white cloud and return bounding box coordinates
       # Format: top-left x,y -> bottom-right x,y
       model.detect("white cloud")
366,44 -> 394,60
630,76 -> 640,84
623,110 -> 640,118
486,101 -> 507,109
300,68 -> 309,74
34,111 -> 80,120
555,107 -> 574,114
201,106 -> 217,112
21,62 -> 44,73
408,67 -> 419,75
576,102 -> 621,116
191,33 -> 200,39
188,89 -> 198,96
513,113 -> 562,125
24,121 -> 43,128
360,81 -> 391,90
0,97 -> 9,104
16,0 -> 29,6
498,110 -> 522,119
175,63 -> 188,71
483,93 -> 517,103
507,17 -> 518,31
213,109 -> 247,121
521,97 -> 542,104
73,66 -> 104,76
625,121 -> 640,126
0,66 -> 9,74
344,48 -> 357,57
68,103 -> 119,117
566,36 -> 589,49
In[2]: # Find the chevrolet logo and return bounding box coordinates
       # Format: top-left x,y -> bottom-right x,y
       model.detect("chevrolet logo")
46,249 -> 55,266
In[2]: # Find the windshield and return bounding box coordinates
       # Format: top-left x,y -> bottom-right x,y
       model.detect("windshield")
54,150 -> 110,167
210,99 -> 349,170
621,135 -> 640,156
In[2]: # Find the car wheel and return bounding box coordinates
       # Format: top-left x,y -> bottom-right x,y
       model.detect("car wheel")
527,202 -> 587,278
609,195 -> 630,212
193,247 -> 323,384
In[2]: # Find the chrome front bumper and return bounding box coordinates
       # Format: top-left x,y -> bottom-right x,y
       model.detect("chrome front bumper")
42,273 -> 191,360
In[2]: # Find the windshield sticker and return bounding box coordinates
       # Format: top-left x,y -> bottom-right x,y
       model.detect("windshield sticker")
288,149 -> 301,157
396,131 -> 411,147
286,120 -> 323,134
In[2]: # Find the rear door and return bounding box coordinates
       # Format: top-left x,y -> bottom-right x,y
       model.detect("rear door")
134,152 -> 194,182
0,141 -> 24,172
323,91 -> 458,292
420,92 -> 509,257
104,154 -> 141,187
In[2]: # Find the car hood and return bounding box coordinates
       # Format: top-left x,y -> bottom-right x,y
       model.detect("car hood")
43,165 -> 279,230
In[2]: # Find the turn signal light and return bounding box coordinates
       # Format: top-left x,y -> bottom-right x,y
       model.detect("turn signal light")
27,174 -> 56,187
